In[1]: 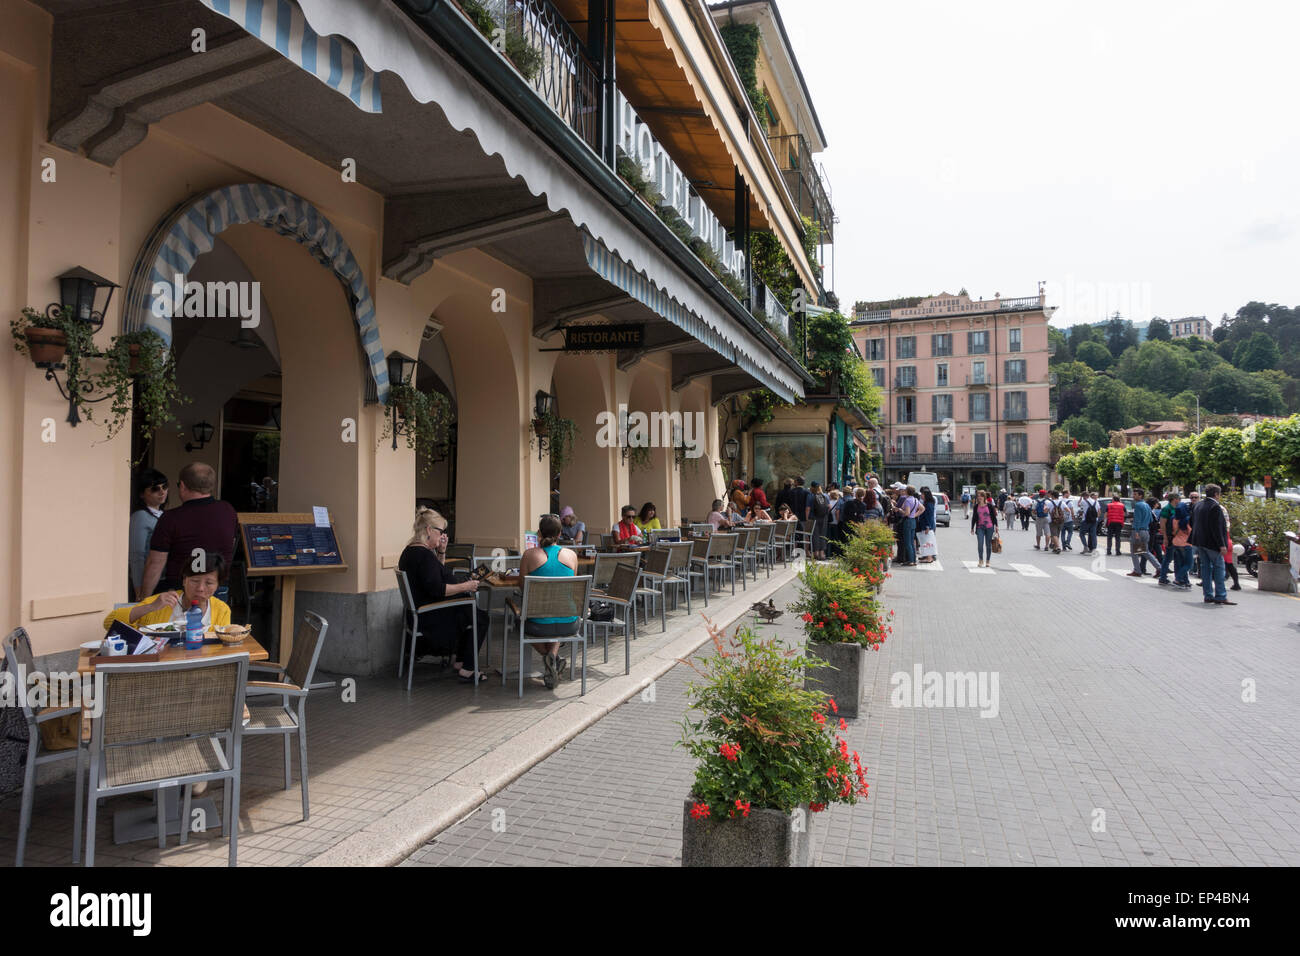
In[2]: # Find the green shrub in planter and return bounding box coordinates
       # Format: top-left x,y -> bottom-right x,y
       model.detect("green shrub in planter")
1224,493 -> 1300,590
789,561 -> 889,650
679,621 -> 869,821
835,518 -> 893,588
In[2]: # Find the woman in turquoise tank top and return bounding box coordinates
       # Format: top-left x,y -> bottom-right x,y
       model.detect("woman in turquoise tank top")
520,515 -> 579,689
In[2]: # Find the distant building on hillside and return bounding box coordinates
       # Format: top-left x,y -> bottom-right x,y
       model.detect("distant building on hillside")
1168,316 -> 1212,341
1120,421 -> 1189,446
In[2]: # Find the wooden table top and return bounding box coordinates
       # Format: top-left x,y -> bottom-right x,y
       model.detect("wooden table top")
78,635 -> 270,675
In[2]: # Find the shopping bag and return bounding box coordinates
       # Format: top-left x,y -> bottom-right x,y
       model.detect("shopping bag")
916,530 -> 937,558
990,535 -> 1003,554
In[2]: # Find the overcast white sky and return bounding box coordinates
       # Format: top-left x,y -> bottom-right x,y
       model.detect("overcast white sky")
778,0 -> 1300,329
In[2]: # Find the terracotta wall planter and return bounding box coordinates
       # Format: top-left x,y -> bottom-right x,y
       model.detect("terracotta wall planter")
1257,559 -> 1296,593
24,328 -> 67,365
804,640 -> 866,719
681,799 -> 815,866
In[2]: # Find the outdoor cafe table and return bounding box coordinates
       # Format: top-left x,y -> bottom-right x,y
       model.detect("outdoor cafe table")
77,635 -> 270,845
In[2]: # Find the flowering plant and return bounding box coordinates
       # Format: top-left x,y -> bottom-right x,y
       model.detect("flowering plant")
679,621 -> 869,817
836,518 -> 893,582
789,562 -> 889,649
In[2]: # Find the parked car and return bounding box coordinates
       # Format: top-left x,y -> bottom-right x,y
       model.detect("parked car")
935,493 -> 951,527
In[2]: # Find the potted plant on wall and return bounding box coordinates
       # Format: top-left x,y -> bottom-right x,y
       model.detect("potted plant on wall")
11,306 -> 95,368
789,561 -> 890,719
89,328 -> 186,443
678,620 -> 870,866
381,383 -> 452,477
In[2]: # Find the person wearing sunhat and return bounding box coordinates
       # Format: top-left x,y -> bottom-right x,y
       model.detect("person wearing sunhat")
558,506 -> 585,545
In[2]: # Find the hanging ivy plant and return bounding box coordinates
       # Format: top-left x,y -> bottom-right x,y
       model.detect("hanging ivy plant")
381,383 -> 453,476
627,443 -> 652,473
90,328 -> 187,446
531,409 -> 579,473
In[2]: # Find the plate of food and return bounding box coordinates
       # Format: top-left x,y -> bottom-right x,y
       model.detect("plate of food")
140,622 -> 184,643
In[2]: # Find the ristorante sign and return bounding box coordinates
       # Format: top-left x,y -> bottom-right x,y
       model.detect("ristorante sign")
616,90 -> 746,282
563,324 -> 645,351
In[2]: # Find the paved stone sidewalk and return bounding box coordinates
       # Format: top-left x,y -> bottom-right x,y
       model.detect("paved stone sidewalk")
2,565 -> 796,867
405,526 -> 1300,866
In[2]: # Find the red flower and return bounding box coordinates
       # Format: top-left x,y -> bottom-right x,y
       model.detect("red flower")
853,567 -> 860,573
826,765 -> 838,780
733,799 -> 751,818
690,802 -> 711,819
813,712 -> 826,726
810,802 -> 826,813
719,742 -> 741,762
830,601 -> 839,610
816,622 -> 824,628
839,718 -> 847,731
828,698 -> 838,714
801,612 -> 813,623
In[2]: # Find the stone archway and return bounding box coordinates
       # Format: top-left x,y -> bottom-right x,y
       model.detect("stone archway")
553,352 -> 616,537
123,183 -> 390,400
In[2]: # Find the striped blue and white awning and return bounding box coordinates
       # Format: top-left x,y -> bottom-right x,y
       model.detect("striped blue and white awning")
199,0 -> 382,113
581,233 -> 801,403
124,183 -> 388,402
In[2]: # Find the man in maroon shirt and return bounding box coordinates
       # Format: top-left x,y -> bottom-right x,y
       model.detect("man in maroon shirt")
138,462 -> 238,598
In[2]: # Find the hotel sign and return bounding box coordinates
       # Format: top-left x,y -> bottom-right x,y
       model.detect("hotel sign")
564,324 -> 645,352
616,91 -> 746,281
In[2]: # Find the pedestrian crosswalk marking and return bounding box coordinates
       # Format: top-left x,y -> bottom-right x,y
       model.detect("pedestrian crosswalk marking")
961,560 -> 994,575
1010,563 -> 1050,578
1062,566 -> 1105,581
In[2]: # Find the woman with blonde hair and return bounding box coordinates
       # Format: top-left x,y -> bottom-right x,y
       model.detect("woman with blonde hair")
398,507 -> 489,683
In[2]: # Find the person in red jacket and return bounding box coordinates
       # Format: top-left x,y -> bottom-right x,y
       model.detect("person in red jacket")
1105,494 -> 1127,556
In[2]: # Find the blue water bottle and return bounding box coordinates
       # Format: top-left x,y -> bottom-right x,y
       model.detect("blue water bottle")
185,601 -> 205,649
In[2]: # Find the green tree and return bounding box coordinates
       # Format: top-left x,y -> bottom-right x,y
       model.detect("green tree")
1116,339 -> 1196,395
1104,314 -> 1138,356
1085,375 -> 1132,431
1076,340 -> 1113,371
1048,326 -> 1070,364
1192,427 -> 1247,486
1243,415 -> 1300,484
1233,331 -> 1282,372
1119,444 -> 1161,491
1125,386 -> 1176,423
1061,414 -> 1108,449
1146,317 -> 1171,341
1157,437 -> 1200,493
1067,323 -> 1102,354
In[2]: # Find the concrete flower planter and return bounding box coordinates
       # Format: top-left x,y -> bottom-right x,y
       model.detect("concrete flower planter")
804,640 -> 866,718
681,799 -> 815,866
1257,559 -> 1296,594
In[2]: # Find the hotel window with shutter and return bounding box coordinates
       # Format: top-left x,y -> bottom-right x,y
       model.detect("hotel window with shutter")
1004,359 -> 1027,383
871,366 -> 885,388
1006,433 -> 1028,462
936,362 -> 948,386
897,435 -> 916,457
970,392 -> 989,421
1008,328 -> 1021,352
897,396 -> 915,423
932,333 -> 952,357
931,393 -> 953,422
896,336 -> 916,359
968,330 -> 989,354
865,338 -> 885,360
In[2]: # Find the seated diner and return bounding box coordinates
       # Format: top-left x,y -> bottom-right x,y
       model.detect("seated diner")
104,550 -> 232,632
398,507 -> 489,684
635,502 -> 662,533
558,506 -> 585,545
614,505 -> 643,544
519,514 -> 578,690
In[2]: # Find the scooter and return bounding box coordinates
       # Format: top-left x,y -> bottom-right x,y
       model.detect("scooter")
1236,536 -> 1260,577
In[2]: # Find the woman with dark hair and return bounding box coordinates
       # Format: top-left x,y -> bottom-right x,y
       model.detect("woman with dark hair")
636,502 -> 662,533
918,487 -> 938,563
129,468 -> 169,600
398,507 -> 489,683
749,478 -> 769,513
520,514 -> 579,689
862,487 -> 884,521
104,550 -> 231,631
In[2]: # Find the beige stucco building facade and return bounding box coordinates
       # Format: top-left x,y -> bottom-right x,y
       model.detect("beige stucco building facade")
1,0 -> 821,670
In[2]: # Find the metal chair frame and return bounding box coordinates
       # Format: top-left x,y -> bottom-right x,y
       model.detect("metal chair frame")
505,575 -> 594,698
395,569 -> 483,691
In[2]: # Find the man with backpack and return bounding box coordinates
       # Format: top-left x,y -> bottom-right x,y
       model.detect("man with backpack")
1078,492 -> 1101,555
1033,490 -> 1053,550
960,489 -> 971,519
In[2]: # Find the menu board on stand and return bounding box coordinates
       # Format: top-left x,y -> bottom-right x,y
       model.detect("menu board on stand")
237,510 -> 348,662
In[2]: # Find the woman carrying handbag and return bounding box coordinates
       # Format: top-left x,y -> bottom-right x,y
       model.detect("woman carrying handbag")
970,489 -> 1000,568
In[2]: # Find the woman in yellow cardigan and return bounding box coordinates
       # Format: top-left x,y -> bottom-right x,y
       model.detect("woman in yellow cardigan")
103,552 -> 231,633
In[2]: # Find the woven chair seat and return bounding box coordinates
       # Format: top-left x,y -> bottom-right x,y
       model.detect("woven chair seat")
104,737 -> 224,788
244,701 -> 299,730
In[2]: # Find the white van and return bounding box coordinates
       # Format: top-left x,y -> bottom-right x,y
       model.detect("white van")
906,471 -> 940,495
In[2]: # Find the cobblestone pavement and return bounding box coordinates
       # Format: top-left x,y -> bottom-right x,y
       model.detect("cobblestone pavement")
404,526 -> 1300,866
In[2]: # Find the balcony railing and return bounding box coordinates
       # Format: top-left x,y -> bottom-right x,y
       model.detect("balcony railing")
966,376 -> 990,387
492,0 -> 602,155
1003,409 -> 1028,421
767,133 -> 834,243
894,376 -> 917,390
888,451 -> 1001,465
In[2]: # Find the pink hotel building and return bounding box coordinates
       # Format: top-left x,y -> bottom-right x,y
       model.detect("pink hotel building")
851,291 -> 1057,495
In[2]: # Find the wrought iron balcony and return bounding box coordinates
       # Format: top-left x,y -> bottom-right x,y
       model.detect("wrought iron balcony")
893,376 -> 917,390
966,376 -> 990,387
1003,409 -> 1028,421
767,133 -> 834,243
888,450 -> 1001,465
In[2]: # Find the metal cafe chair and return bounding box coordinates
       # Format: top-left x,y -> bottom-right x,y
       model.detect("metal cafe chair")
773,519 -> 798,563
242,611 -> 329,822
395,569 -> 483,692
753,522 -> 777,578
733,526 -> 759,585
588,563 -> 638,673
702,532 -> 739,596
647,528 -> 681,545
690,523 -> 714,537
504,576 -> 594,698
592,552 -> 641,591
84,653 -> 249,867
3,627 -> 86,866
660,541 -> 696,614
636,547 -> 678,632
687,536 -> 715,606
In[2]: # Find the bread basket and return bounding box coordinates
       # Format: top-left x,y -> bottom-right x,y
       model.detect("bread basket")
214,624 -> 251,645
